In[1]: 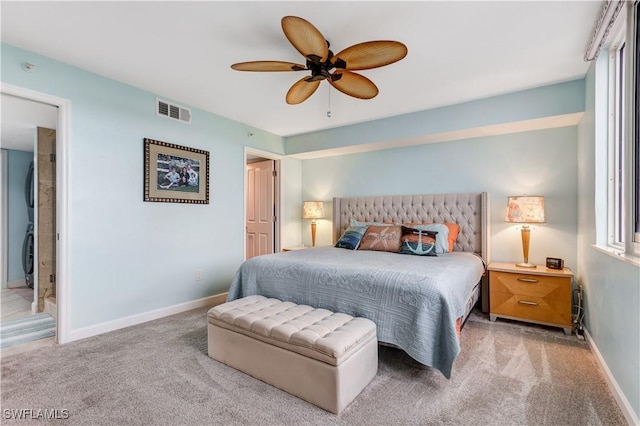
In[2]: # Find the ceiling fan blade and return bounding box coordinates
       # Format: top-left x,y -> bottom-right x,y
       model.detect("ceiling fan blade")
329,71 -> 379,99
333,41 -> 408,70
286,77 -> 321,104
231,61 -> 306,72
281,16 -> 329,63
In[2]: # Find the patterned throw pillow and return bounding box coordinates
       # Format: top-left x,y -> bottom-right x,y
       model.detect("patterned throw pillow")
358,225 -> 402,252
400,226 -> 438,256
335,226 -> 368,250
409,223 -> 449,254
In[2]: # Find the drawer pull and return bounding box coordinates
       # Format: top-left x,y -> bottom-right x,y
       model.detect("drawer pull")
517,278 -> 539,283
518,300 -> 539,306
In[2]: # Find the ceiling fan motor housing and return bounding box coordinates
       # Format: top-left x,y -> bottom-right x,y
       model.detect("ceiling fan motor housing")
305,47 -> 345,82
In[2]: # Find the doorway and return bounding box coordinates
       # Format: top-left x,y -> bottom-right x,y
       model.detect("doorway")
1,85 -> 69,346
244,149 -> 281,260
1,95 -> 57,349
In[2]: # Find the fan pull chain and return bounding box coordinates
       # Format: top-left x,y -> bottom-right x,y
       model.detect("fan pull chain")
327,86 -> 332,118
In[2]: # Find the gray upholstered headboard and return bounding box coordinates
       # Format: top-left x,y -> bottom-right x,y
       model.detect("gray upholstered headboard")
333,192 -> 490,264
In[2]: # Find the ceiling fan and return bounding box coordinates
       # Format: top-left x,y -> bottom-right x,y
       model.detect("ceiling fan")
231,16 -> 408,105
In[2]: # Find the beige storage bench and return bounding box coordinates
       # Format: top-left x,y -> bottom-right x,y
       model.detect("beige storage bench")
207,295 -> 378,414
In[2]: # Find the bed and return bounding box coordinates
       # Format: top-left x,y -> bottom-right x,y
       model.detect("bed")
227,192 -> 489,378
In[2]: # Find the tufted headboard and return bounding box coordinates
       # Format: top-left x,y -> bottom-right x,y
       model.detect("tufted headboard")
333,192 -> 490,264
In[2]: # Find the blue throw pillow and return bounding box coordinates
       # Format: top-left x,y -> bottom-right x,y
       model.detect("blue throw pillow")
335,226 -> 368,250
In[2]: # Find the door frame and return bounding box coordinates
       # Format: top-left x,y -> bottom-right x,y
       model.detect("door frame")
243,147 -> 282,260
0,149 -> 7,289
1,83 -> 70,344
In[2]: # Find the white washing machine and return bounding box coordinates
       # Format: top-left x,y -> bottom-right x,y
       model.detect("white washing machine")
22,161 -> 34,288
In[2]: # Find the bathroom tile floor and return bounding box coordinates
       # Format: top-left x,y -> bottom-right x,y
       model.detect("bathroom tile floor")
1,288 -> 33,321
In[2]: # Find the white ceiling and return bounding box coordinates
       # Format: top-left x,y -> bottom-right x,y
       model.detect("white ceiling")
1,1 -> 601,138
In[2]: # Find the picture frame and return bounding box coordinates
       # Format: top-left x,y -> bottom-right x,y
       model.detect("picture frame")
143,138 -> 209,204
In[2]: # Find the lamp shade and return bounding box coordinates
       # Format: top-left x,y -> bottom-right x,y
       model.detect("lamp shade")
505,196 -> 545,223
302,201 -> 325,219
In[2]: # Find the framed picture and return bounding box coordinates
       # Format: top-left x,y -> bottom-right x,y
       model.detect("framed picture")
143,138 -> 209,204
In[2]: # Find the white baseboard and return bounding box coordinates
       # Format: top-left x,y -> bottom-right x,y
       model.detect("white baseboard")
584,327 -> 640,426
67,292 -> 228,343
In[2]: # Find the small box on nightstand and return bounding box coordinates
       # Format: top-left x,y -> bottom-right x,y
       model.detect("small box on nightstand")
546,257 -> 564,270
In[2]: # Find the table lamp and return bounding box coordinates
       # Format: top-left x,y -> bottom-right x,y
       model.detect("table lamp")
302,201 -> 324,247
505,195 -> 545,268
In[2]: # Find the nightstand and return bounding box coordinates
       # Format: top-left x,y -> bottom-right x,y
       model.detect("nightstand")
488,262 -> 574,335
281,246 -> 309,252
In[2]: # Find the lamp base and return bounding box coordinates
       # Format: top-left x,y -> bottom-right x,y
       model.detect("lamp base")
516,225 -> 535,268
515,262 -> 536,268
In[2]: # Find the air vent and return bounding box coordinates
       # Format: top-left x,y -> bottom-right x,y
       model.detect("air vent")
156,99 -> 191,124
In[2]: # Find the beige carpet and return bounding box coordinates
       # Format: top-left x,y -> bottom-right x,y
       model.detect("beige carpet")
0,307 -> 626,425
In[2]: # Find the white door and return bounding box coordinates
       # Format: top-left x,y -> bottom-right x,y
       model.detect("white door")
246,160 -> 275,259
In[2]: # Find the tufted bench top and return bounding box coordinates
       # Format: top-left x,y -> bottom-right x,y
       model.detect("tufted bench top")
208,295 -> 377,366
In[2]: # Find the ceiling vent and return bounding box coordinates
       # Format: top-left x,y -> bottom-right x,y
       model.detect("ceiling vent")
156,99 -> 191,124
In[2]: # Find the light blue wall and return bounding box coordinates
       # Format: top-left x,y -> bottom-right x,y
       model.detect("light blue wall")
281,157 -> 302,247
5,149 -> 33,282
1,43 -> 285,329
300,127 -> 579,270
577,60 -> 640,420
286,79 -> 585,156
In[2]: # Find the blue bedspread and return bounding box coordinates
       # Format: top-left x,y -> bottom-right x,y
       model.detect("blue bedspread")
227,246 -> 484,378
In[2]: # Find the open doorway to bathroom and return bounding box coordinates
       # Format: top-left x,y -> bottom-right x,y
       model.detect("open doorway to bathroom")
1,93 -> 57,351
244,148 -> 282,260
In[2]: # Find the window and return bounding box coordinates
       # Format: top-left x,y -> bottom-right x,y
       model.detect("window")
604,1 -> 639,258
608,38 -> 625,247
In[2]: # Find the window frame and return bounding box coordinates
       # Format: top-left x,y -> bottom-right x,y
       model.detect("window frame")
607,20 -> 627,249
603,1 -> 640,259
629,0 -> 640,255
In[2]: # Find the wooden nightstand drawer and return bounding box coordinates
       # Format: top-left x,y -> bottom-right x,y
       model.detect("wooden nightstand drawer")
489,271 -> 570,302
490,292 -> 572,326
